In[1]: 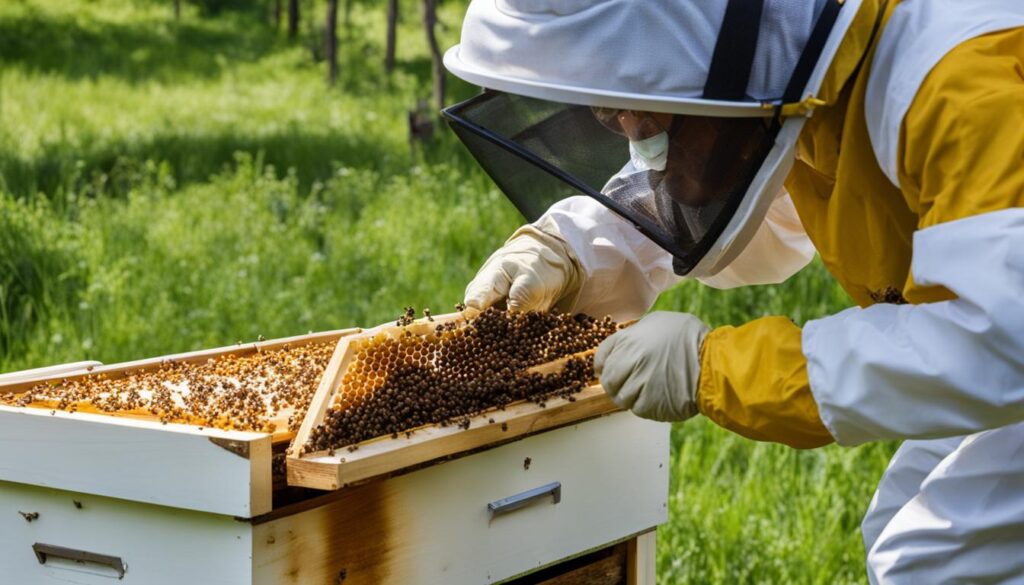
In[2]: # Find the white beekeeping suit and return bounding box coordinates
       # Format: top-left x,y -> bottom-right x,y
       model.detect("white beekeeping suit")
444,0 -> 1024,582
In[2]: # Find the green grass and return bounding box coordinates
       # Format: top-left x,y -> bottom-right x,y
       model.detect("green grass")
0,1 -> 891,582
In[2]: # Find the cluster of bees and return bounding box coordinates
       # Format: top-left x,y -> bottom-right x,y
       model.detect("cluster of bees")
2,341 -> 336,433
303,308 -> 619,454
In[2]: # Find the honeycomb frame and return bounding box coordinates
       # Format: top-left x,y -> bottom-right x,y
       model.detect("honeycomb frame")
287,309 -> 625,489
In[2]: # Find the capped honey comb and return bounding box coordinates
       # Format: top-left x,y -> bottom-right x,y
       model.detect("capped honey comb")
1,341 -> 336,433
304,308 -> 619,454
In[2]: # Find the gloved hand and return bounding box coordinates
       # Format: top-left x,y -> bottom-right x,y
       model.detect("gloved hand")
594,311 -> 710,422
464,219 -> 584,313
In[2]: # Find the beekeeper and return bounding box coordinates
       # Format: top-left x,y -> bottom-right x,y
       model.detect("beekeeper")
443,0 -> 1024,582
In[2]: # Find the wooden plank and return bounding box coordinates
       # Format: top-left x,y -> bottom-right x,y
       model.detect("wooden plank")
287,385 -> 619,490
535,544 -> 626,585
0,405 -> 272,517
286,333 -> 356,458
542,554 -> 624,585
259,412 -> 669,585
503,542 -> 627,584
0,361 -> 103,385
626,530 -> 657,585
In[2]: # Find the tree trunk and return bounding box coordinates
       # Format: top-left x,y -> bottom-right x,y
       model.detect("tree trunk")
274,0 -> 282,30
173,0 -> 180,20
288,0 -> 300,39
344,0 -> 353,26
385,0 -> 398,73
326,0 -> 339,85
422,0 -> 446,110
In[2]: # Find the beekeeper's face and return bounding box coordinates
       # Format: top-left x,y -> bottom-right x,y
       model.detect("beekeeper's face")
594,108 -> 768,207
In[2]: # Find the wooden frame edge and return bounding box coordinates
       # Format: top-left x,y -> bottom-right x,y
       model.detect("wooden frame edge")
626,529 -> 657,585
0,328 -> 361,396
287,385 -> 620,490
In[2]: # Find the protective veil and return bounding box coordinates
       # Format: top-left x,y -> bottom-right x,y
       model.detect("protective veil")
444,0 -> 851,277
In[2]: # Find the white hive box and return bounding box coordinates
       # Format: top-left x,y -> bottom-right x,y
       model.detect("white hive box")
0,322 -> 669,584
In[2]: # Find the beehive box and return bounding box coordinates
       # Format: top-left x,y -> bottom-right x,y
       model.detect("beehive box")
0,314 -> 667,584
0,329 -> 358,516
1,410 -> 666,584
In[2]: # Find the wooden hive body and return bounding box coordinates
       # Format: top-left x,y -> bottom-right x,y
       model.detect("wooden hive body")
0,329 -> 358,517
0,315 -> 665,585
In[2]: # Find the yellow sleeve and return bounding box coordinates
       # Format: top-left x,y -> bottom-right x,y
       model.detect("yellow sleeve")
697,317 -> 834,449
899,28 -> 1024,230
898,28 -> 1024,303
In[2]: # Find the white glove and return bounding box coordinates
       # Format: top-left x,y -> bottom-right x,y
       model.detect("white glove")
464,219 -> 584,313
594,311 -> 710,422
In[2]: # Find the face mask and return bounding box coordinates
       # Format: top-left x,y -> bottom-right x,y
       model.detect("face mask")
628,131 -> 669,172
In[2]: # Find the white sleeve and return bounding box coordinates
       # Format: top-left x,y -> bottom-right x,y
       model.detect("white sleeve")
697,192 -> 816,289
539,196 -> 680,322
803,209 -> 1024,446
537,192 -> 815,321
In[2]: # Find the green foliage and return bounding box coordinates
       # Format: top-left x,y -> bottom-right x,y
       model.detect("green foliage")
0,196 -> 86,358
0,1 -> 889,582
660,421 -> 894,584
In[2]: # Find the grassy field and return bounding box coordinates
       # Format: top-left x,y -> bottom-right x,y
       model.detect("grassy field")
0,1 -> 892,582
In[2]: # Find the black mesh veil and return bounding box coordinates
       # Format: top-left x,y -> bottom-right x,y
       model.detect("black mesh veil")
442,91 -> 779,275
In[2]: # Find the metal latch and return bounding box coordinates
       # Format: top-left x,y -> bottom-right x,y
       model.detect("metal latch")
488,481 -> 562,518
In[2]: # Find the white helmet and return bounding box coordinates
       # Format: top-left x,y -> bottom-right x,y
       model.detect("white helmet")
443,0 -> 861,276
